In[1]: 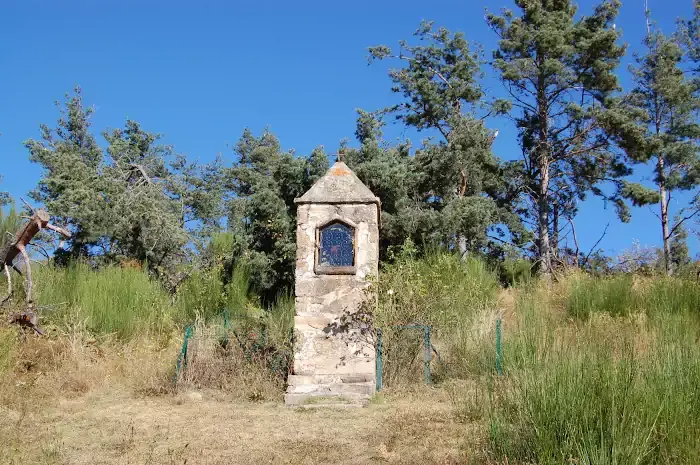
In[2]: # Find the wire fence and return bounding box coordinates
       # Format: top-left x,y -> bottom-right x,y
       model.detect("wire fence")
174,310 -> 293,387
375,318 -> 504,391
175,313 -> 504,390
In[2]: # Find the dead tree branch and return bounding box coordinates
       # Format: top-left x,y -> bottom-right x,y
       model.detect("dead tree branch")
9,307 -> 44,335
1,264 -> 11,306
1,206 -> 71,334
568,217 -> 580,267
582,222 -> 610,267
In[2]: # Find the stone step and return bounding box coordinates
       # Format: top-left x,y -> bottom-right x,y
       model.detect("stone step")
284,391 -> 369,407
287,373 -> 374,385
286,382 -> 375,396
293,403 -> 366,410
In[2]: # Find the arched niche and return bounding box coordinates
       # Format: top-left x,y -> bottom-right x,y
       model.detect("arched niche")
314,219 -> 356,275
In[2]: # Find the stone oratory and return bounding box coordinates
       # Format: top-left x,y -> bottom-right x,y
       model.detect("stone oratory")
285,156 -> 380,407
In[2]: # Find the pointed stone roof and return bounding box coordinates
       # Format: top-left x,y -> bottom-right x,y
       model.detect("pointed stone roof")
295,161 -> 380,206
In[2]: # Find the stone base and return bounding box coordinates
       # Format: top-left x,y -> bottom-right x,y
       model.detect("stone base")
289,402 -> 366,410
284,374 -> 375,407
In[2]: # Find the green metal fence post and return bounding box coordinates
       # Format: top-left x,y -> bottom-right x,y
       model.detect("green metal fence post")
175,325 -> 193,382
423,326 -> 431,385
375,328 -> 383,392
496,319 -> 503,376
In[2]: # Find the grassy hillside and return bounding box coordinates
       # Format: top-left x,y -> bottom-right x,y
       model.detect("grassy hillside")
487,277 -> 700,464
1,255 -> 699,463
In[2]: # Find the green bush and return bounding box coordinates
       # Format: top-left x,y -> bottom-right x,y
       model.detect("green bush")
225,264 -> 252,320
263,291 -> 294,350
376,251 -> 500,383
173,267 -> 226,324
497,256 -> 534,287
173,260 -> 253,324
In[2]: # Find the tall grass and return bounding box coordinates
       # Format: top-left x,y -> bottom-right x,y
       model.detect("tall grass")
21,258 -> 258,340
640,278 -> 700,317
567,274 -> 635,318
0,205 -> 22,250
566,274 -> 700,320
35,263 -> 172,339
488,279 -> 700,464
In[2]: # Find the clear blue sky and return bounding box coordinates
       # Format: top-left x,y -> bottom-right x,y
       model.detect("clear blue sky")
1,0 -> 697,258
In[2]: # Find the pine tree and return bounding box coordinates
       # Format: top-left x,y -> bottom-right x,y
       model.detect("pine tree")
616,15 -> 700,275
25,88 -> 223,278
486,0 -> 628,277
342,111 -> 418,257
677,0 -> 699,71
25,86 -> 107,259
101,120 -> 201,272
0,175 -> 9,208
367,22 -> 525,257
225,129 -> 329,298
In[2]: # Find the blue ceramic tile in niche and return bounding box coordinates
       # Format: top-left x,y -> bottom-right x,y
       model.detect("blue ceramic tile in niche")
319,222 -> 354,267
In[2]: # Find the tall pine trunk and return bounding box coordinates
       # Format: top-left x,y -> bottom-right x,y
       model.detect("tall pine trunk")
457,168 -> 468,260
538,162 -> 552,278
552,202 -> 559,260
658,156 -> 672,275
458,235 -> 467,259
537,66 -> 552,279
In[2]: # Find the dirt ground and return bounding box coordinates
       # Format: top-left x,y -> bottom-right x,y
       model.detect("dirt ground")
0,385 -> 486,465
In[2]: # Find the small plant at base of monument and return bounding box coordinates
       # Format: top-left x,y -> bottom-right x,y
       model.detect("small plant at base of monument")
176,291 -> 295,395
322,308 -> 376,350
302,395 -> 354,405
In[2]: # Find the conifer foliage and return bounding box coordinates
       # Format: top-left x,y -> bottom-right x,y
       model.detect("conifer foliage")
1,1 -> 698,292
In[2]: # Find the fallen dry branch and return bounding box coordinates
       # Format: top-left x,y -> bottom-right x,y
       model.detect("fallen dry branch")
1,205 -> 71,334
8,307 -> 44,335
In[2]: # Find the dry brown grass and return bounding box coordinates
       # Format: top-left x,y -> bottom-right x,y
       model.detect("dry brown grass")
0,320 -> 179,410
1,383 -> 481,465
176,322 -> 285,402
0,323 -> 485,465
